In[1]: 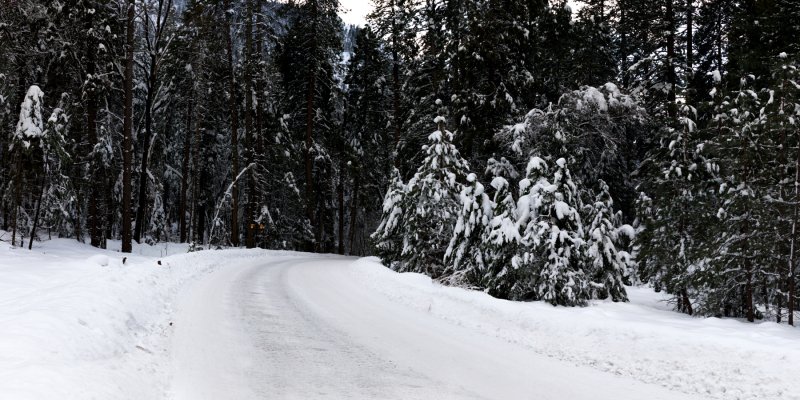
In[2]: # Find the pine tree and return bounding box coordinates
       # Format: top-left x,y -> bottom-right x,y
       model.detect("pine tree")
767,55 -> 800,325
9,85 -> 46,246
343,26 -> 391,254
585,180 -> 633,302
445,172 -> 490,285
389,115 -> 470,277
499,84 -> 646,217
368,0 -> 416,153
637,103 -> 716,315
373,168 -> 406,270
516,157 -> 589,305
482,174 -> 522,298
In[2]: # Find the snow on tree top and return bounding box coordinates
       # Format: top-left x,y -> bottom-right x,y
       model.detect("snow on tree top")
428,130 -> 443,141
467,173 -> 477,183
15,85 -> 45,146
603,82 -> 620,96
556,158 -> 567,168
526,157 -> 547,175
434,116 -> 446,124
712,70 -> 722,83
779,52 -> 788,59
578,86 -> 608,112
490,176 -> 508,191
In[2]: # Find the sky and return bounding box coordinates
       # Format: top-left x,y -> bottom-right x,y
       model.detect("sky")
339,0 -> 373,26
337,1 -> 583,27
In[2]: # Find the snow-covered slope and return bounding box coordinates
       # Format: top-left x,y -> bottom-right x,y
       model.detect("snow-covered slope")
0,235 -> 219,399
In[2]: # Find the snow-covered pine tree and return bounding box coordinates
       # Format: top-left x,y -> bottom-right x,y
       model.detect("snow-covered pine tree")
444,172 -> 490,285
447,0 -> 538,162
14,85 -> 45,149
372,168 -> 406,270
637,102 -> 717,316
499,84 -> 646,218
343,26 -> 392,255
516,156 -> 589,306
367,0 -> 416,153
482,174 -> 522,299
585,180 -> 633,302
394,115 -> 470,278
39,95 -> 75,239
766,54 -> 800,325
709,76 -> 777,322
8,85 -> 46,246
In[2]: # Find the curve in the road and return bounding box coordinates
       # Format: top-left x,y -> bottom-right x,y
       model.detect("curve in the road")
168,254 -> 700,400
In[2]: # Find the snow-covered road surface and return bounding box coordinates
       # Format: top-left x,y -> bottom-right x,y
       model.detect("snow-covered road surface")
168,255 -> 701,400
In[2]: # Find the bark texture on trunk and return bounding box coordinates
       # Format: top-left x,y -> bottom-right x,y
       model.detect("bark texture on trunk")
225,0 -> 240,247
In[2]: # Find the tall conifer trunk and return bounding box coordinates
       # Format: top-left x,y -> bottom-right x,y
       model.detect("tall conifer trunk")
121,0 -> 135,254
225,0 -> 240,247
179,95 -> 193,243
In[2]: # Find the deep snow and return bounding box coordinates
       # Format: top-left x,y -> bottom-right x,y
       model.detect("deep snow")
0,234 -> 224,399
0,235 -> 798,399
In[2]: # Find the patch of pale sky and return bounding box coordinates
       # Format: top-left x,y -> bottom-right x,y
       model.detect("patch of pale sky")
339,0 -> 372,26
338,1 -> 583,27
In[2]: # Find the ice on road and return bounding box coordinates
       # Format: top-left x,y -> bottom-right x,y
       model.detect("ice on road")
168,255 -> 699,400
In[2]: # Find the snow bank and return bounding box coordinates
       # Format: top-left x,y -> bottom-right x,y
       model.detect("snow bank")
350,257 -> 800,400
0,235 -> 235,400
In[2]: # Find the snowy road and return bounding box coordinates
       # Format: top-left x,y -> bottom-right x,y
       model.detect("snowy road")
167,255 -> 700,400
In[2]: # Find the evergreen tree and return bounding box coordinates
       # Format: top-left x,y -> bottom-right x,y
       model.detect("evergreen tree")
343,26 -> 391,254
516,157 -> 589,305
585,180 -> 633,302
482,174 -> 522,298
373,168 -> 406,269
711,76 -> 772,322
637,103 -> 715,315
445,172 -> 490,285
390,115 -> 470,277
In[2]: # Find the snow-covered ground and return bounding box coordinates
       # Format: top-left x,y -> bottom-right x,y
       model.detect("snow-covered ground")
0,233 -> 230,399
0,235 -> 798,399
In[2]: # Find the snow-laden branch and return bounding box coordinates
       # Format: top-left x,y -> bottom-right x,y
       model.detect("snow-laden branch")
208,163 -> 256,245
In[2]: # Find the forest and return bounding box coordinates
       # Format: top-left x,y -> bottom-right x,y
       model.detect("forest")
1,0 -> 800,323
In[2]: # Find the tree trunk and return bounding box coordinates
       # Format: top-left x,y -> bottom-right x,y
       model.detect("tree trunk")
179,96 -> 193,243
225,0 -> 240,247
192,102 -> 203,244
244,0 -> 256,249
391,0 -> 402,156
686,0 -> 693,72
28,177 -> 45,250
789,129 -> 800,326
304,10 -> 318,252
134,71 -> 156,243
337,160 -> 345,255
665,0 -> 677,119
348,174 -> 360,255
121,0 -> 135,254
11,149 -> 22,247
86,7 -> 103,248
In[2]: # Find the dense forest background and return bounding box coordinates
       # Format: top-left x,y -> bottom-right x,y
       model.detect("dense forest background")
2,0 -> 800,322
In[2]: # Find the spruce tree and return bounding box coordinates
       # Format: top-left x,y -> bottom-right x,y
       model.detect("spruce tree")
392,115 -> 470,277
517,157 -> 589,305
445,172 -> 490,285
373,168 -> 406,269
585,180 -> 632,302
482,174 -> 522,298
